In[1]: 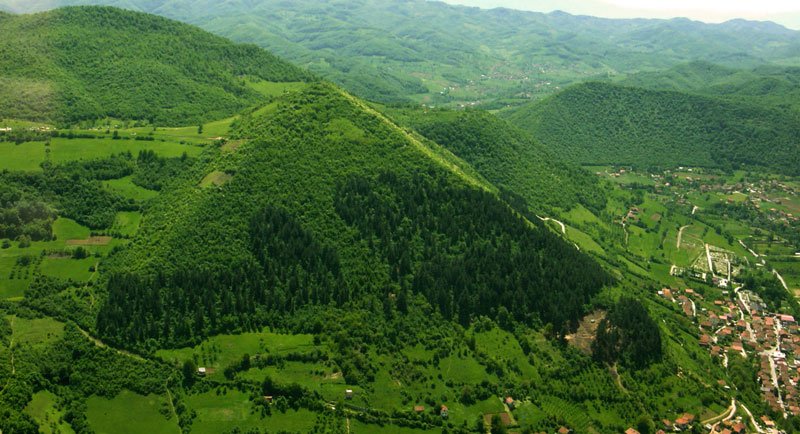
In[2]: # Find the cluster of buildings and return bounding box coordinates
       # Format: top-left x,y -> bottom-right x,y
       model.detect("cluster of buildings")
658,286 -> 800,432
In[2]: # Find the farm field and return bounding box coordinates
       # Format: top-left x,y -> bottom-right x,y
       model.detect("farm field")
0,136 -> 204,172
186,389 -> 317,434
0,218 -> 123,299
86,390 -> 178,434
48,137 -> 203,163
156,330 -> 318,381
8,315 -> 65,347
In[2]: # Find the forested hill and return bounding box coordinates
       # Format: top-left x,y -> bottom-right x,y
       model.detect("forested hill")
503,81 -> 800,175
97,83 -> 611,351
619,61 -> 800,112
2,0 -> 799,106
0,6 -> 311,126
387,108 -> 606,213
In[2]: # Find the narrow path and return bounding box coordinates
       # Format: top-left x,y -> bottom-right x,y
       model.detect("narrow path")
538,216 -> 566,234
610,364 -> 628,394
164,377 -> 182,434
677,225 -> 690,249
77,326 -> 146,362
692,205 -> 699,215
702,398 -> 736,425
773,269 -> 788,291
740,404 -> 764,433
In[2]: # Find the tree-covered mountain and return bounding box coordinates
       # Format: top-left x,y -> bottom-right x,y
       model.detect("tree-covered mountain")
503,81 -> 800,174
2,0 -> 799,107
387,108 -> 606,213
0,6 -> 310,126
97,83 -> 611,351
619,61 -> 800,112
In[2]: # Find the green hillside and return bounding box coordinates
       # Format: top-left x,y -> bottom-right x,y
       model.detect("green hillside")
620,61 -> 800,111
0,6 -> 310,126
504,81 -> 800,174
96,83 -> 611,350
3,0 -> 800,107
387,108 -> 606,213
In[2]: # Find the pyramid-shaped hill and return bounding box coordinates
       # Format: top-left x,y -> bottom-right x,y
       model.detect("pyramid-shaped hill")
98,83 -> 612,350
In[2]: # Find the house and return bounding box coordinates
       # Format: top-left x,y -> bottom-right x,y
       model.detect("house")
263,396 -> 273,404
504,396 -> 515,409
699,334 -> 711,347
197,367 -> 207,376
440,405 -> 448,418
781,314 -> 796,325
674,413 -> 695,429
413,405 -> 424,413
557,427 -> 571,434
345,389 -> 353,400
625,428 -> 640,434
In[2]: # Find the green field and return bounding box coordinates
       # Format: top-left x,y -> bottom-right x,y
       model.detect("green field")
238,361 -> 345,401
103,177 -> 159,202
0,141 -> 46,171
186,389 -> 317,434
48,137 -> 203,163
40,256 -> 96,282
0,137 -> 203,172
53,218 -> 91,241
24,390 -> 75,434
247,80 -> 308,98
111,211 -> 143,237
8,315 -> 65,347
157,330 -> 317,380
86,390 -> 178,434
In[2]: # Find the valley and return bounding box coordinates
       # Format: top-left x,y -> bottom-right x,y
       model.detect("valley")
1,3 -> 800,434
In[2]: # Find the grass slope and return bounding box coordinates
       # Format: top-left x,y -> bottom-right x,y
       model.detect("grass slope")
0,6 -> 310,125
504,81 -> 800,174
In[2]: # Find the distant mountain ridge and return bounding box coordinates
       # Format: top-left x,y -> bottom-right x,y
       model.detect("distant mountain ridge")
1,0 -> 798,106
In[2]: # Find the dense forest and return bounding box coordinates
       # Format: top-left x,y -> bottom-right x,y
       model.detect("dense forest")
592,298 -> 662,369
387,108 -> 606,213
504,82 -> 800,175
0,6 -> 311,126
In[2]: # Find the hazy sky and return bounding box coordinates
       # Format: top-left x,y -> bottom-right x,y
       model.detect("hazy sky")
440,0 -> 800,29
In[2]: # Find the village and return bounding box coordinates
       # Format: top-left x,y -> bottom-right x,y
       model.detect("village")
656,282 -> 800,434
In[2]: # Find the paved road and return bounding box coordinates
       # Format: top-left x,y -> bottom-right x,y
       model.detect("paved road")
760,319 -> 786,416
